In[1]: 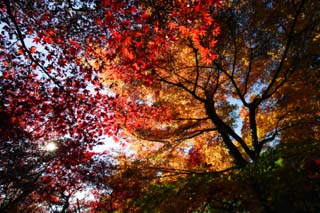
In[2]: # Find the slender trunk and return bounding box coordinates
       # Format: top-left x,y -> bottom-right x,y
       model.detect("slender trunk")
249,104 -> 260,158
219,129 -> 248,167
205,100 -> 248,167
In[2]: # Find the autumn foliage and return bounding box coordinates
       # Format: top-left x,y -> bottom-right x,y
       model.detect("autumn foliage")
1,0 -> 319,212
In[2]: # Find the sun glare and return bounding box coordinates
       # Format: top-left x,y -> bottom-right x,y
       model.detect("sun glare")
45,142 -> 58,151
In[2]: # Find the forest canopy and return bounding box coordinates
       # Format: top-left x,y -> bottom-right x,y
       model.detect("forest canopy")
0,0 -> 319,212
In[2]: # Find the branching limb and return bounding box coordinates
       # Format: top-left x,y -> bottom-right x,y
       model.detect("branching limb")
260,0 -> 306,103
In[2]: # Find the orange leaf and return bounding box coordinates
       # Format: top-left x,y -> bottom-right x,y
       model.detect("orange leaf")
32,63 -> 37,70
2,61 -> 10,66
2,71 -> 10,78
50,195 -> 59,203
44,36 -> 53,44
30,46 -> 37,53
18,48 -> 25,55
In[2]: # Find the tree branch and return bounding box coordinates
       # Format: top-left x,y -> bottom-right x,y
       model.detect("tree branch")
3,0 -> 64,89
243,47 -> 254,96
214,62 -> 248,107
260,0 -> 306,103
156,73 -> 206,102
192,45 -> 200,94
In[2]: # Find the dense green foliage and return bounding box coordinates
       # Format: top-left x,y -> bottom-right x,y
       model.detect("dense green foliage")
116,140 -> 320,212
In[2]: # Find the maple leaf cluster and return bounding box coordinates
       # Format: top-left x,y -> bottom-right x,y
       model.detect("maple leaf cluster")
0,0 -> 222,210
0,0 -> 319,211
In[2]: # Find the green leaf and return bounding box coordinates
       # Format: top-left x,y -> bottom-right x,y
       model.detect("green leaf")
275,157 -> 284,168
